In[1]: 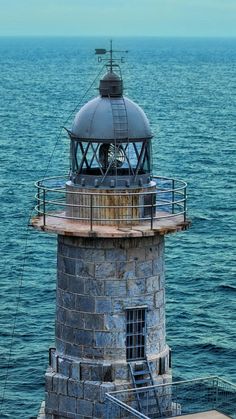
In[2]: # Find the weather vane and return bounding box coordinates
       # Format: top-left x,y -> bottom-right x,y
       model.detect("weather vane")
95,40 -> 128,72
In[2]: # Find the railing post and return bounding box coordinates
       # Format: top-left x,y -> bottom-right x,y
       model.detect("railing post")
90,194 -> 93,231
214,377 -> 219,411
37,184 -> 40,216
184,186 -> 187,221
151,192 -> 154,230
43,189 -> 46,226
172,179 -> 175,214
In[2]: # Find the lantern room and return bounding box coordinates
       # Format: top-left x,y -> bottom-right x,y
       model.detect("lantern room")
67,70 -> 153,189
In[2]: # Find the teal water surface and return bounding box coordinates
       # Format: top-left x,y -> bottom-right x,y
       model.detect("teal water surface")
0,37 -> 235,418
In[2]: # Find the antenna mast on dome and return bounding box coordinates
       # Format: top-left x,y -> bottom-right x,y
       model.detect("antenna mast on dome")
95,40 -> 128,72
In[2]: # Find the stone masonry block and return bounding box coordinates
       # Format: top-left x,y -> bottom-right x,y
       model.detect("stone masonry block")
55,321 -> 62,339
57,358 -> 72,377
127,278 -> 145,297
99,382 -> 115,402
84,381 -> 101,401
71,362 -> 81,380
153,258 -> 164,276
136,260 -> 153,278
95,262 -> 116,278
146,275 -> 160,293
83,346 -> 105,360
61,324 -> 75,344
63,245 -> 77,259
77,399 -> 93,416
61,290 -> 76,310
45,391 -> 59,412
59,256 -> 76,276
104,280 -> 126,297
68,379 -> 83,398
77,247 -> 106,262
160,305 -> 165,322
80,363 -> 92,380
145,245 -> 159,260
84,279 -> 104,297
146,328 -> 162,354
112,363 -> 129,380
66,310 -> 84,329
101,347 -> 126,360
56,338 -> 66,354
59,395 -> 76,414
53,374 -> 68,395
56,305 -> 67,324
76,295 -> 95,313
160,272 -> 165,289
104,313 -> 124,331
84,313 -> 104,330
95,331 -> 125,348
126,247 -> 146,262
90,364 -> 103,381
75,260 -> 95,278
94,401 -> 106,418
116,261 -> 136,279
147,309 -> 160,328
74,329 -> 94,346
95,297 -> 112,313
65,343 -> 83,359
67,276 -> 85,294
45,370 -> 54,392
58,413 -> 76,419
155,289 -> 165,308
105,248 -> 126,261
57,272 -> 68,290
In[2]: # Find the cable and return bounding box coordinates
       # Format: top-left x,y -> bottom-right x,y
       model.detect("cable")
42,64 -> 106,180
0,64 -> 106,416
0,208 -> 34,416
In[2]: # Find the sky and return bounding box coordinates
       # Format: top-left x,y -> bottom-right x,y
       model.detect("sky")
0,0 -> 235,37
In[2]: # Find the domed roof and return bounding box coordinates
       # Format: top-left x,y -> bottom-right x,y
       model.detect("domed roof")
103,72 -> 120,81
71,96 -> 152,141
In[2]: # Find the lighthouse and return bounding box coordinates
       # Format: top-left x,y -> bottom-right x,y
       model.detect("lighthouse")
33,44 -> 189,419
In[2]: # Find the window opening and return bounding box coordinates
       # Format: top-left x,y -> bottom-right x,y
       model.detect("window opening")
126,307 -> 147,361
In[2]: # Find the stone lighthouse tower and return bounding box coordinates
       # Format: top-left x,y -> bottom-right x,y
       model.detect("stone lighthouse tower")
33,45 -> 189,419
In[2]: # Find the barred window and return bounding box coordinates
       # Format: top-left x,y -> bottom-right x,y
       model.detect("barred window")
126,307 -> 147,361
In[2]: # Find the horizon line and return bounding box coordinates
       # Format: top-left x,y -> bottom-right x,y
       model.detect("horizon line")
0,34 -> 235,39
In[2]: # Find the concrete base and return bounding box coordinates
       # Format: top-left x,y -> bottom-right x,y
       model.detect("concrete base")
38,405 -> 230,419
37,401 -> 45,418
172,411 -> 230,419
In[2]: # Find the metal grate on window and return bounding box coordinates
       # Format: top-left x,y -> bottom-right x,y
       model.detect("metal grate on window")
126,307 -> 147,361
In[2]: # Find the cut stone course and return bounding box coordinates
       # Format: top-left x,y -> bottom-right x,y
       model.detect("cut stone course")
42,234 -> 171,418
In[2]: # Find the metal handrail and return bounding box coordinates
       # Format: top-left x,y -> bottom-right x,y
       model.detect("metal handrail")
35,175 -> 187,195
105,376 -> 236,419
33,175 -> 188,228
107,376 -> 236,395
106,394 -> 150,419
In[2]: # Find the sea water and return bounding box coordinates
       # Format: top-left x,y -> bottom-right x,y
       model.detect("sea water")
0,37 -> 235,418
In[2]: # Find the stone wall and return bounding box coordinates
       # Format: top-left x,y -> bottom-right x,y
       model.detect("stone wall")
43,234 -> 171,418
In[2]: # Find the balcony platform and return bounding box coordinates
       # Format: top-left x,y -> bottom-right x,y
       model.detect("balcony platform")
31,211 -> 190,238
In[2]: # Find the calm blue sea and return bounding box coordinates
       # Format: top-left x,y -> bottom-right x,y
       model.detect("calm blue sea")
0,37 -> 235,418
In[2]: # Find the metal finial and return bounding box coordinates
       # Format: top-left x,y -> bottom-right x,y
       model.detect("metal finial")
110,39 -> 113,72
95,41 -> 128,70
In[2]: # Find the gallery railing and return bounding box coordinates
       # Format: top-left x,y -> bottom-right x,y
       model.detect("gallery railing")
34,175 -> 187,229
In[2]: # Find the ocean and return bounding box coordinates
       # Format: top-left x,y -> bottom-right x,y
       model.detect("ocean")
0,37 -> 235,418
